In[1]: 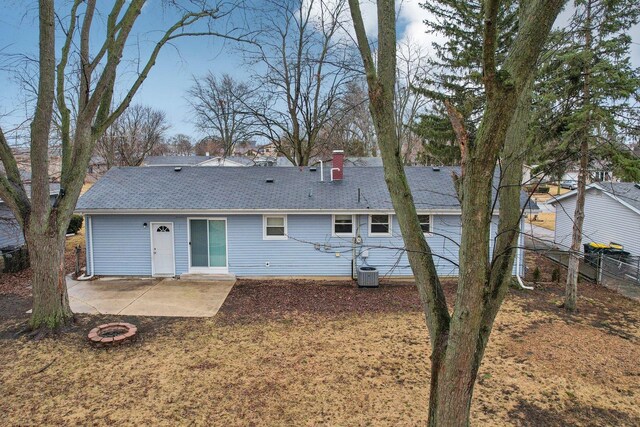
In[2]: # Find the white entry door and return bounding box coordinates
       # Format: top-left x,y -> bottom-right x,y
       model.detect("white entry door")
151,222 -> 175,276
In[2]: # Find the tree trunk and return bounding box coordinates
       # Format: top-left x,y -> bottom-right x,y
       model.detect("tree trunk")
26,228 -> 73,330
565,0 -> 592,312
565,137 -> 588,311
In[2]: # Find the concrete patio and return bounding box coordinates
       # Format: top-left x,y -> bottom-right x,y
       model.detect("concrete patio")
66,276 -> 235,317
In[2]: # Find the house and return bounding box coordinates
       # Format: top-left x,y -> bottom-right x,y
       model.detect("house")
0,184 -> 60,250
76,151 -> 533,279
86,155 -> 109,183
561,164 -> 616,184
551,182 -> 640,255
322,156 -> 384,167
522,164 -> 545,186
142,155 -> 255,167
257,142 -> 277,156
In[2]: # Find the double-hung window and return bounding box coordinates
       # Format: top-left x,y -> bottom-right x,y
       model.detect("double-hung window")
369,214 -> 392,236
333,214 -> 354,236
418,215 -> 432,235
263,215 -> 287,240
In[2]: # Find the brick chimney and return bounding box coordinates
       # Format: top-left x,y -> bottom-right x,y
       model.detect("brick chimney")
331,150 -> 344,181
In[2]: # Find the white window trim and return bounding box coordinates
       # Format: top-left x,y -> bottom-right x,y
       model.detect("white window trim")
263,215 -> 288,240
418,214 -> 433,237
332,214 -> 355,237
187,217 -> 229,273
368,214 -> 392,237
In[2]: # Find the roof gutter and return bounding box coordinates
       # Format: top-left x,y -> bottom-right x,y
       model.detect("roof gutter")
74,208 -> 467,216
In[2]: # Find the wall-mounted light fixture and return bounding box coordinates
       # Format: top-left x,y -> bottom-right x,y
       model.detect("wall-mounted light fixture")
143,223 -> 148,229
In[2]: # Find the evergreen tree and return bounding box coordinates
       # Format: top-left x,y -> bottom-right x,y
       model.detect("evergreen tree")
531,0 -> 640,311
412,0 -> 518,164
530,0 -> 640,173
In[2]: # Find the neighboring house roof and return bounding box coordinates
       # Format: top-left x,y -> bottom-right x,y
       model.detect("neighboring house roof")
143,155 -> 261,167
142,155 -> 213,166
77,166 -> 537,214
0,183 -> 61,204
550,182 -> 640,215
198,156 -> 255,167
319,157 -> 384,167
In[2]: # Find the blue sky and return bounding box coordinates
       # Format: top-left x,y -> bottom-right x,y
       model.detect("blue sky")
0,1 -> 638,141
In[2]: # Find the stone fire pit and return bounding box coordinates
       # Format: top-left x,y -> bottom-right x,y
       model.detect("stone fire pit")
88,322 -> 137,347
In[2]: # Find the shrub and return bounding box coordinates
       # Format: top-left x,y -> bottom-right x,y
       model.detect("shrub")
2,246 -> 29,273
536,185 -> 550,194
67,214 -> 84,234
551,267 -> 561,283
532,266 -> 541,284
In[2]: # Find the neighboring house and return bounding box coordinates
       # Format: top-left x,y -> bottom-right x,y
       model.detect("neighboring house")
254,156 -> 294,167
0,184 -> 60,249
323,157 -> 384,168
522,164 -> 545,186
561,167 -> 615,184
142,155 -> 254,167
77,151 -> 534,279
522,162 -> 616,186
257,142 -> 277,156
551,182 -> 640,255
86,155 -> 109,183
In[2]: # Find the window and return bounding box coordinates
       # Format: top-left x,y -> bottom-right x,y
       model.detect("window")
156,225 -> 171,233
369,214 -> 391,236
418,215 -> 432,235
333,214 -> 354,236
189,219 -> 227,269
263,215 -> 287,240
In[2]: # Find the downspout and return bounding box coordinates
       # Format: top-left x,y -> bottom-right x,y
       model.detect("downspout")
78,215 -> 95,280
352,215 -> 361,280
515,221 -> 533,290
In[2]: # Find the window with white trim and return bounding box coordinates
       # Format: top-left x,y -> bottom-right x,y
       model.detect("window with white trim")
369,214 -> 391,236
417,215 -> 432,235
263,215 -> 287,240
333,214 -> 354,236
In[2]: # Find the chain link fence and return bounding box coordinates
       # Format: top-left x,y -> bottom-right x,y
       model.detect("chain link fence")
599,254 -> 640,299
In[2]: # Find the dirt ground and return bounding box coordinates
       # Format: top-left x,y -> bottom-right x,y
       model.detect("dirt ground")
1,252 -> 639,426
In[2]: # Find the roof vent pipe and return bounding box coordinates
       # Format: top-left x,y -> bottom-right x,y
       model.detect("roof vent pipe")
331,150 -> 344,181
319,160 -> 324,182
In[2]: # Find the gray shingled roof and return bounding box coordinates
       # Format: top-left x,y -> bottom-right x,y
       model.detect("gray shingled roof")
552,182 -> 640,214
142,155 -> 212,166
76,166 -> 536,213
598,182 -> 640,212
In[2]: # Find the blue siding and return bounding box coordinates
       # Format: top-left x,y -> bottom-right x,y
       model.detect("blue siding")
555,189 -> 640,256
228,215 -> 352,276
87,213 -> 524,278
87,215 -> 188,276
0,205 -> 24,248
355,215 -> 461,277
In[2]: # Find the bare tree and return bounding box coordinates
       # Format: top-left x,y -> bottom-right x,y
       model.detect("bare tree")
96,105 -> 169,167
240,0 -> 355,165
323,79 -> 377,156
347,0 -> 564,424
395,40 -> 429,164
0,0 -> 246,333
168,134 -> 195,156
188,73 -> 258,156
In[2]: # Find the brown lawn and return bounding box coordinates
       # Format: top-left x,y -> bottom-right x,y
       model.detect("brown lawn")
525,212 -> 556,230
0,249 -> 639,426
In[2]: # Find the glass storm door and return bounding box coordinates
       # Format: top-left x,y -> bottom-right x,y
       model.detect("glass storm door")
189,219 -> 227,271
